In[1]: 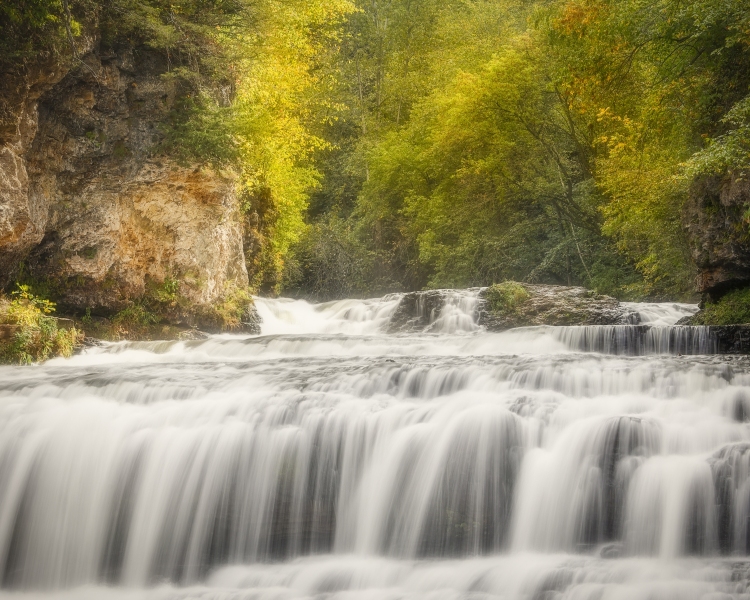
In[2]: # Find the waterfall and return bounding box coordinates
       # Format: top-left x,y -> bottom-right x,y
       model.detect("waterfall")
3,289 -> 750,599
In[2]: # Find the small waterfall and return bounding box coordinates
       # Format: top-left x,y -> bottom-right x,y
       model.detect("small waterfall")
622,301 -> 700,326
549,325 -> 717,355
512,416 -> 662,552
4,288 -> 750,599
253,295 -> 402,335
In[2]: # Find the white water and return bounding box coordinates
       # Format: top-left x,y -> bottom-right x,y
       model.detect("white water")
3,290 -> 750,599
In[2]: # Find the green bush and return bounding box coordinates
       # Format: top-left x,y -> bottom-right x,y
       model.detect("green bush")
0,285 -> 81,364
485,282 -> 530,315
113,304 -> 160,327
691,288 -> 750,325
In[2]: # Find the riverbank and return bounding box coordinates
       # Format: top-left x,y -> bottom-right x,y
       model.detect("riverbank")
0,286 -> 261,363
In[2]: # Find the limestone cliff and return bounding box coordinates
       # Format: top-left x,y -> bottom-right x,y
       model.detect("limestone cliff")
0,42 -> 252,329
684,172 -> 750,300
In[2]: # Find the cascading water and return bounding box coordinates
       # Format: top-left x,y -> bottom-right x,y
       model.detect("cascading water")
3,289 -> 750,599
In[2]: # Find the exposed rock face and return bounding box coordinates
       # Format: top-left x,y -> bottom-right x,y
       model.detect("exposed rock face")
0,44 -> 251,326
0,53 -> 92,271
477,283 -> 630,331
684,173 -> 750,298
709,326 -> 750,354
387,290 -> 451,332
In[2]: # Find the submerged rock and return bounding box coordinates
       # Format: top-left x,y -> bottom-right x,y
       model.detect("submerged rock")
477,282 -> 630,331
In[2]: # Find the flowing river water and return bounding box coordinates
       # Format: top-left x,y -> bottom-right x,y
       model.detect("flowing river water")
4,290 -> 750,599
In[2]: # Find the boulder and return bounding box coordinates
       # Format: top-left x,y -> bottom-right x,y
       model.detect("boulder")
387,290 -> 451,332
54,317 -> 76,330
477,282 -> 630,331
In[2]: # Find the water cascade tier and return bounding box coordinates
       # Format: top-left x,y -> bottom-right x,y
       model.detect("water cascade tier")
3,289 -> 750,599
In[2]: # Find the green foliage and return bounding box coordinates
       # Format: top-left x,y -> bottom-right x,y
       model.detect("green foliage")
158,94 -> 238,167
6,0 -> 750,301
691,288 -> 750,325
231,0 -> 356,292
100,0 -> 251,81
150,277 -> 180,305
113,304 -> 160,328
285,0 -> 750,299
541,0 -> 750,296
282,218 -> 395,300
485,282 -> 530,315
0,0 -> 83,63
0,285 -> 81,364
212,285 -> 253,330
686,97 -> 750,176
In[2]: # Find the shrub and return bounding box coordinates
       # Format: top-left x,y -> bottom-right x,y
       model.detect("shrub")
113,304 -> 160,327
485,282 -> 531,315
691,288 -> 750,325
214,286 -> 253,330
0,285 -> 81,364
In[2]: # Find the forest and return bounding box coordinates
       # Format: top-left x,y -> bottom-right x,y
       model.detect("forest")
3,0 -> 750,304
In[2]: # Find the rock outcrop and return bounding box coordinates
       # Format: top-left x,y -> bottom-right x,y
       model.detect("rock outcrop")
477,282 -> 630,331
684,172 -> 750,299
0,51 -> 93,272
0,42 -> 251,328
708,326 -> 750,354
386,290 -> 452,332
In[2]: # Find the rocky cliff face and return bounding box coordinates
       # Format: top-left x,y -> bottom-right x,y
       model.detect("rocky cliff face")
0,43 -> 251,327
684,172 -> 750,299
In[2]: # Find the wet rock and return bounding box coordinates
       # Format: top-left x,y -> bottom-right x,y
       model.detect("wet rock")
387,290 -> 452,333
707,325 -> 750,354
238,303 -> 262,335
477,283 -> 629,331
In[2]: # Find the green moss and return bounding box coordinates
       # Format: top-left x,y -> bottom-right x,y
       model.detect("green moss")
80,246 -> 98,259
485,281 -> 530,315
112,141 -> 130,158
692,288 -> 750,325
148,276 -> 181,305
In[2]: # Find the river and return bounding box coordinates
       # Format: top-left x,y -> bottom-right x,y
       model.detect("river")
2,289 -> 750,599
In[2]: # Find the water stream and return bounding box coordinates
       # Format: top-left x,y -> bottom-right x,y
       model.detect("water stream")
3,289 -> 750,599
